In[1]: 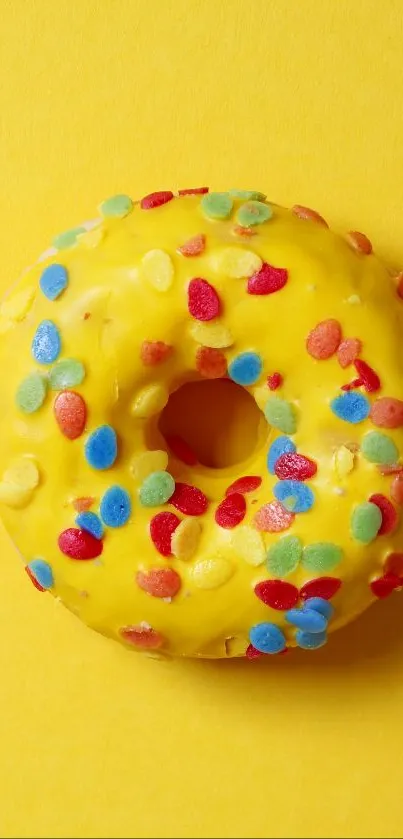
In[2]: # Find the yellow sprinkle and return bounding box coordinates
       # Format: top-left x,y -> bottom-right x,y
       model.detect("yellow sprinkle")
78,226 -> 105,248
141,249 -> 174,292
334,445 -> 355,478
130,449 -> 168,482
253,385 -> 269,411
190,320 -> 234,349
171,519 -> 202,561
4,457 -> 39,490
0,482 -> 32,508
211,246 -> 262,278
346,294 -> 361,305
130,383 -> 169,418
231,526 -> 265,567
191,557 -> 235,590
0,288 -> 35,321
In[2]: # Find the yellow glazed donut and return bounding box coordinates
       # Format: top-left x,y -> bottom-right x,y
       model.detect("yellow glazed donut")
1,187 -> 403,659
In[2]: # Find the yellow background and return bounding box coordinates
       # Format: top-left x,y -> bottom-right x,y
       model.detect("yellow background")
1,1 -> 403,836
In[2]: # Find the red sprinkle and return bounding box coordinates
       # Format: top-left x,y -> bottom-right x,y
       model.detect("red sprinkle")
165,434 -> 198,466
370,573 -> 401,599
140,341 -> 173,366
253,501 -> 295,532
341,378 -> 364,391
292,205 -> 328,227
188,278 -> 221,321
368,493 -> 398,535
215,493 -> 246,529
150,512 -> 181,557
347,231 -> 373,255
169,483 -> 208,516
54,391 -> 87,440
274,452 -> 317,481
58,528 -> 103,560
246,644 -> 263,660
337,338 -> 362,368
25,566 -> 46,592
120,625 -> 165,649
136,567 -> 181,598
247,262 -> 288,295
267,372 -> 283,391
354,359 -> 381,393
391,474 -> 403,506
254,579 -> 299,610
225,476 -> 262,496
384,552 -> 403,577
300,577 -> 342,601
73,496 -> 95,512
178,187 -> 209,195
196,346 -> 227,378
370,397 -> 403,429
306,319 -> 342,360
140,191 -> 174,209
178,234 -> 206,257
378,464 -> 403,476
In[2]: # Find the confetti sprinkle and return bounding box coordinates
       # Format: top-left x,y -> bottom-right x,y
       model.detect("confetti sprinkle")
306,319 -> 341,360
391,475 -> 403,505
370,573 -> 401,599
267,372 -> 283,390
190,320 -> 234,349
120,626 -> 165,649
292,205 -> 328,226
201,192 -> 233,220
330,392 -> 370,424
285,607 -> 328,633
26,559 -> 54,591
228,352 -> 262,386
304,597 -> 334,620
196,346 -> 227,378
254,579 -> 299,610
49,358 -> 85,390
247,262 -> 288,295
215,493 -> 246,528
0,483 -> 32,508
296,630 -> 327,650
140,341 -> 173,366
178,234 -> 206,256
384,553 -> 403,577
76,511 -> 104,539
54,391 -> 87,440
300,577 -> 342,601
171,518 -> 201,561
32,320 -> 61,365
191,557 -> 235,589
267,436 -> 297,473
351,502 -> 382,543
274,452 -> 317,481
39,264 -> 68,301
136,567 -> 181,598
1,287 -> 35,321
337,338 -> 362,368
139,471 -> 175,507
225,476 -> 262,495
165,435 -> 198,466
237,200 -> 273,227
266,535 -> 302,577
264,398 -> 297,434
99,194 -> 133,218
178,187 -> 209,195
53,227 -> 86,249
169,482 -> 208,516
274,480 -> 314,513
140,191 -> 174,210
353,359 -> 381,393
85,425 -> 117,470
361,431 -> 399,465
233,225 -> 256,237
229,189 -> 266,200
253,500 -> 295,532
73,497 -> 94,512
347,231 -> 373,255
302,543 -> 343,573
131,383 -> 169,418
130,449 -> 169,482
58,528 -> 103,559
231,526 -> 265,567
334,445 -> 355,478
249,622 -> 286,654
141,249 -> 174,292
245,644 -> 263,660
370,397 -> 403,429
368,494 -> 398,535
212,246 -> 262,278
4,457 -> 39,490
100,486 -> 131,528
188,277 -> 221,321
150,511 -> 181,556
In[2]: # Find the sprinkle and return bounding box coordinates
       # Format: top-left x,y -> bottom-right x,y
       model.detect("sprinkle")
150,511 -> 181,556
120,625 -> 165,649
58,528 -> 103,559
253,501 -> 295,532
188,278 -> 221,321
306,319 -> 342,360
191,557 -> 235,589
85,425 -> 117,469
337,338 -> 362,368
169,482 -> 208,516
49,358 -> 85,389
370,573 -> 401,599
211,246 -> 262,278
266,535 -> 302,577
140,191 -> 174,209
353,359 -> 380,393
140,341 -> 173,366
4,457 -> 39,490
286,607 -> 327,633
178,234 -> 206,257
361,431 -> 399,465
254,579 -> 299,610
233,225 -> 256,237
139,471 -> 175,507
0,287 -> 35,321
53,227 -> 86,249
300,577 -> 342,601
190,320 -> 234,349
341,377 -> 364,392
249,622 -> 286,655
54,391 -> 87,440
76,511 -> 104,539
178,187 -> 209,195
130,383 -> 169,418
296,630 -> 327,650
99,194 -> 133,218
196,346 -> 227,378
304,597 -> 334,620
32,320 -> 61,365
347,231 -> 373,255
274,480 -> 314,513
26,559 -> 54,591
171,518 -> 201,561
379,464 -> 403,476
334,445 -> 355,478
237,201 -> 273,227
267,373 -> 283,390
351,501 -> 382,543
346,294 -> 361,305
73,497 -> 94,512
368,494 -> 398,535
245,644 -> 263,660
267,436 -> 297,473
136,567 -> 181,598
274,452 -> 317,481
100,486 -> 131,527
247,262 -> 288,295
141,249 -> 174,292
384,553 -> 403,577
292,205 -> 328,226
302,543 -> 343,573
130,449 -> 169,482
165,435 -> 198,466
0,483 -> 32,508
225,476 -> 262,495
215,493 -> 246,528
231,526 -> 265,567
330,392 -> 370,424
264,398 -> 297,434
391,475 -> 403,505
78,227 -> 104,248
201,192 -> 233,220
370,397 -> 403,429
39,264 -> 68,300
228,352 -> 262,386
229,189 -> 266,200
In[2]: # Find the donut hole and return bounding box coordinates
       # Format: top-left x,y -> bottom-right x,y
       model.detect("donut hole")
159,378 -> 266,469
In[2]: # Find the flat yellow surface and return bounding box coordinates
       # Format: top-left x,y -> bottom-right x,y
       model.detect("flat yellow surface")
1,1 -> 403,837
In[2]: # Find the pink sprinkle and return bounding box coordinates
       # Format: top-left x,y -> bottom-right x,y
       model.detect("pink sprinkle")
267,372 -> 283,390
247,262 -> 288,295
274,452 -> 317,481
253,501 -> 295,532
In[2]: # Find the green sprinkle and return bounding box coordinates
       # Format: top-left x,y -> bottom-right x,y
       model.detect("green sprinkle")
99,194 -> 133,218
229,189 -> 267,201
49,358 -> 85,390
16,373 -> 47,413
266,535 -> 302,577
139,471 -> 175,507
237,200 -> 273,227
53,227 -> 87,250
302,542 -> 343,573
264,397 -> 297,434
201,192 -> 233,220
351,502 -> 382,544
361,431 -> 399,465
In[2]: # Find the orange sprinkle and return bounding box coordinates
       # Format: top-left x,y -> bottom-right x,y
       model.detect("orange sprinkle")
54,391 -> 87,440
73,496 -> 95,512
178,233 -> 206,257
337,338 -> 362,369
136,568 -> 181,598
196,346 -> 227,379
140,340 -> 173,366
346,231 -> 373,255
233,225 -> 257,237
292,205 -> 328,227
120,625 -> 165,649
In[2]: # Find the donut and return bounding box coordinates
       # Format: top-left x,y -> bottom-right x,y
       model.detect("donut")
1,187 -> 403,660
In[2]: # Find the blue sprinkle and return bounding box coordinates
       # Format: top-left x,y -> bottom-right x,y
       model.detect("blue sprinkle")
27,559 -> 54,589
330,391 -> 370,424
296,630 -> 327,650
249,622 -> 286,654
85,425 -> 117,470
76,511 -> 104,540
100,485 -> 131,528
304,597 -> 334,620
274,480 -> 314,513
39,264 -> 68,301
267,436 -> 296,474
285,607 -> 328,633
31,320 -> 61,365
228,352 -> 263,386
